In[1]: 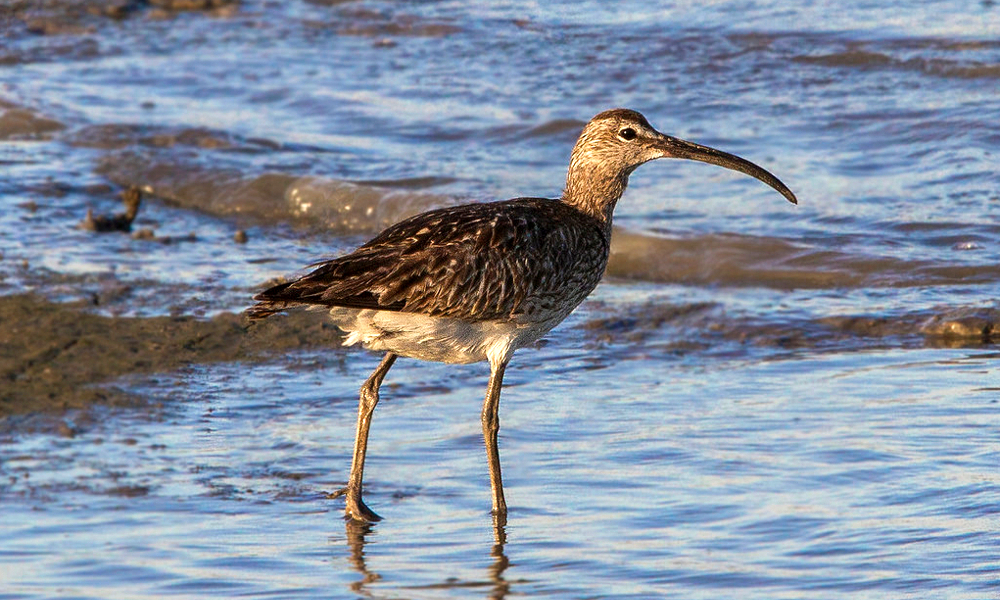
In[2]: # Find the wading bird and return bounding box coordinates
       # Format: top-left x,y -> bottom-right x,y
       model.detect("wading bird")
247,108 -> 797,523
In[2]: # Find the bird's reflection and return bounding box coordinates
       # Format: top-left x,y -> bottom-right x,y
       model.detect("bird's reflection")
487,515 -> 511,600
340,514 -> 511,600
344,519 -> 380,596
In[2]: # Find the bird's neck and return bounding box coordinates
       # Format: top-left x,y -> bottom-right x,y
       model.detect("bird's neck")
561,162 -> 630,234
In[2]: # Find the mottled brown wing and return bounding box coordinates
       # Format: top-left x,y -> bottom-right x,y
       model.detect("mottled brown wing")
249,198 -> 608,322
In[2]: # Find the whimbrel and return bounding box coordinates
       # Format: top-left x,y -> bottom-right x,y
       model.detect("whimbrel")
247,108 -> 797,523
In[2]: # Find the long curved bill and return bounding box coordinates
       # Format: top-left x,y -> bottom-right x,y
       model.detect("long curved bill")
655,134 -> 798,205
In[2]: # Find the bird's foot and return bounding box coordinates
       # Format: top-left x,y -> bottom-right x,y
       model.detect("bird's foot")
491,508 -> 508,529
490,500 -> 508,528
346,497 -> 382,522
329,486 -> 382,522
326,487 -> 348,500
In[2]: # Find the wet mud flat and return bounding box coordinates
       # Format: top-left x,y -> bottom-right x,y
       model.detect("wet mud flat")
5,79 -> 992,440
2,0 -> 239,36
2,90 -> 995,437
0,293 -> 345,430
3,284 -> 995,432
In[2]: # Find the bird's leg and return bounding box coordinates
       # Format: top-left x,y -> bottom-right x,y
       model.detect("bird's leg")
482,360 -> 509,523
341,352 -> 397,522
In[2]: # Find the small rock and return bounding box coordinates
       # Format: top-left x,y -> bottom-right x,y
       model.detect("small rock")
57,421 -> 76,438
233,229 -> 248,244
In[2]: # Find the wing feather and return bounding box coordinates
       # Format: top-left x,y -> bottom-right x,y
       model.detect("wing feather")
248,198 -> 608,322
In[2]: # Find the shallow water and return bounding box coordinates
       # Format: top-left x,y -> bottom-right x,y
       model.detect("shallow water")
1,0 -> 999,598
3,343 -> 997,598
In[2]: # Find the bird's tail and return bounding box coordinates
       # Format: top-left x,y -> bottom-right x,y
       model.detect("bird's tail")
245,280 -> 300,320
244,301 -> 290,321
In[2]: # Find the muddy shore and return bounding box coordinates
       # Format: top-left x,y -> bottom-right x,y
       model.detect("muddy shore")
4,288 -> 994,433
0,293 -> 343,425
1,0 -> 996,436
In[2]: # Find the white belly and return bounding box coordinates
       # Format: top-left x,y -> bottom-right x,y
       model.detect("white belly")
327,307 -> 564,367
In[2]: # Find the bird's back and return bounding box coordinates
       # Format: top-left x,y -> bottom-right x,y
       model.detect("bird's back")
248,197 -> 610,326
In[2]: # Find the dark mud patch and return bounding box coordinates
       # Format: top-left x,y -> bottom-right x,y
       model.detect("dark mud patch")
0,106 -> 66,140
5,0 -> 239,32
0,0 -> 239,65
306,4 -> 462,38
579,300 -> 998,359
0,293 -> 344,426
67,123 -> 245,151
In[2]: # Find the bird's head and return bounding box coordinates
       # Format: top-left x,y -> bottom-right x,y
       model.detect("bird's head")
564,108 -> 796,224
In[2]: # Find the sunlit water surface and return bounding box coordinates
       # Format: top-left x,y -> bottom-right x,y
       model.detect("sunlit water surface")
3,344 -> 997,598
1,0 -> 999,598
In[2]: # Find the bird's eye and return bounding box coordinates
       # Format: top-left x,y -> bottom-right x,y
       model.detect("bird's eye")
618,127 -> 637,141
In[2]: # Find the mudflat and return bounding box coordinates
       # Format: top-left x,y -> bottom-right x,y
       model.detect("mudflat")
0,294 -> 342,421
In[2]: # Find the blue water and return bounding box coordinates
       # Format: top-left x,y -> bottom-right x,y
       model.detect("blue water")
1,0 -> 998,598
